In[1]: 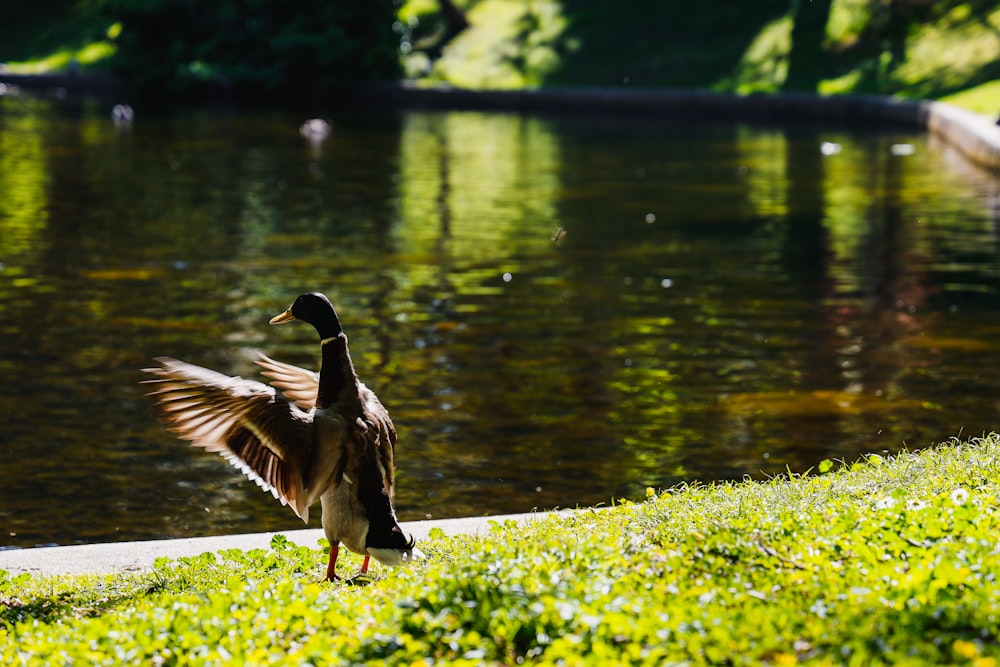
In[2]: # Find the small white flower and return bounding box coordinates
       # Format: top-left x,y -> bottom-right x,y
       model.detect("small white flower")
906,499 -> 927,511
875,496 -> 896,510
810,599 -> 829,618
951,487 -> 970,506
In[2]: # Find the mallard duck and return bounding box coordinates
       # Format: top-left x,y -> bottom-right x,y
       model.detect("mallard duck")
143,292 -> 418,580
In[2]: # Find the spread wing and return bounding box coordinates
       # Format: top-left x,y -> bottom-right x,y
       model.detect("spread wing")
254,354 -> 319,411
143,357 -> 324,522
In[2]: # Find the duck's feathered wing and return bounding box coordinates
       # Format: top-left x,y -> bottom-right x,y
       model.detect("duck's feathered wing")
142,357 -> 338,522
254,354 -> 319,411
255,352 -> 396,488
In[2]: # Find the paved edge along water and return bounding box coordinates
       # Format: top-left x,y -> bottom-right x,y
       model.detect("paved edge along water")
0,511 -> 588,577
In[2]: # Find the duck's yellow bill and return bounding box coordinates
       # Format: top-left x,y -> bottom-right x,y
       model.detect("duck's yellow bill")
269,308 -> 297,325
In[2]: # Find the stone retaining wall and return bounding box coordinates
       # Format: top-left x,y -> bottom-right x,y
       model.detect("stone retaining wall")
0,71 -> 125,98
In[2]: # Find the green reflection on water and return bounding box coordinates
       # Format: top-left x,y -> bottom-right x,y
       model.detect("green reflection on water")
0,95 -> 998,547
0,99 -> 50,279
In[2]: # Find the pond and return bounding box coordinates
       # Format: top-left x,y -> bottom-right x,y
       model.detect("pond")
1,94 -> 999,548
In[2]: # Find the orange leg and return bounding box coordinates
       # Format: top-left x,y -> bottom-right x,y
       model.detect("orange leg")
359,554 -> 371,574
325,543 -> 340,581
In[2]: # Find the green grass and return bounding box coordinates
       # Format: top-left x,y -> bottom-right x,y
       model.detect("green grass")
941,79 -> 1000,117
885,2 -> 1000,100
5,434 -> 1000,664
2,38 -> 116,74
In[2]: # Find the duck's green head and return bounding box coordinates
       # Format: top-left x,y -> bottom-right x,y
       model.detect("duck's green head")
270,292 -> 343,339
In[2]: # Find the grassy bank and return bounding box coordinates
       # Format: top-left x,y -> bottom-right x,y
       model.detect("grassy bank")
4,434 -> 1000,664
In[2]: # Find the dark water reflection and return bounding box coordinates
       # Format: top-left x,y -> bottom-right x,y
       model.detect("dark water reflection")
2,95 -> 999,547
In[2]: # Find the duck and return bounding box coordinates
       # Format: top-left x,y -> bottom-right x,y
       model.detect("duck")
143,292 -> 419,580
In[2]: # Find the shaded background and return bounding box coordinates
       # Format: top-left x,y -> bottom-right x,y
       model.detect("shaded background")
2,1 -> 1000,104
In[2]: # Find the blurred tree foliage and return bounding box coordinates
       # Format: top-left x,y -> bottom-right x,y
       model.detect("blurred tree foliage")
400,0 -> 1000,98
102,0 -> 400,101
3,0 -> 999,103
0,1 -> 108,62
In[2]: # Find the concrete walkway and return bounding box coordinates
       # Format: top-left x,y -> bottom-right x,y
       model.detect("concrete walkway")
0,512 -> 550,578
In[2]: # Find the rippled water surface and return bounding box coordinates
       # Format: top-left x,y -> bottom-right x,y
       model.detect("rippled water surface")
2,95 -> 999,547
